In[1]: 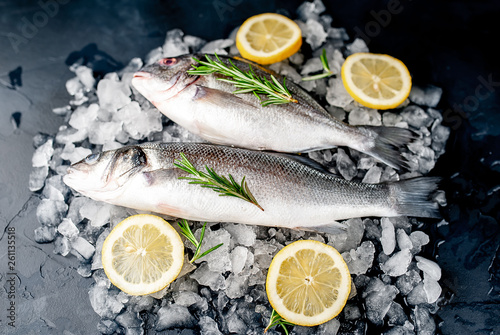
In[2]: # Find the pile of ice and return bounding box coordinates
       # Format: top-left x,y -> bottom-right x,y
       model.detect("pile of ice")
29,0 -> 450,334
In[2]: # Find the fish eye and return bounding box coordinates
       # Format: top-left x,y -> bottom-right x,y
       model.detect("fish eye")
85,153 -> 100,164
159,58 -> 177,66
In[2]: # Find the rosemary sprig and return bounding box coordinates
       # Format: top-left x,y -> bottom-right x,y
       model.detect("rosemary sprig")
177,219 -> 223,263
302,49 -> 334,81
265,309 -> 295,334
187,54 -> 298,107
174,153 -> 264,211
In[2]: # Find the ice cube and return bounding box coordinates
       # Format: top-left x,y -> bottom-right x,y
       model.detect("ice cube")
409,231 -> 430,254
199,316 -> 223,335
326,76 -> 353,108
396,229 -> 412,250
431,122 -> 450,143
226,312 -> 247,334
71,236 -> 95,259
32,138 -> 54,167
335,148 -> 357,181
55,126 -> 88,145
406,281 -> 428,305
88,121 -> 123,145
415,256 -> 441,281
52,105 -> 71,116
296,0 -> 326,21
342,241 -> 375,275
65,76 -> 82,96
57,218 -> 79,237
364,218 -> 381,241
60,143 -> 92,165
69,103 -> 99,130
80,200 -> 112,227
156,304 -> 196,330
386,301 -> 408,326
92,228 -> 110,270
343,303 -> 362,320
29,166 -> 49,192
195,227 -> 231,273
362,165 -> 382,184
363,278 -> 398,326
77,263 -> 92,277
225,272 -> 250,299
268,61 -> 302,83
300,57 -> 324,75
395,269 -> 421,296
345,38 -> 369,55
325,105 -> 346,121
411,305 -> 436,334
173,290 -> 204,307
33,226 -> 57,243
115,102 -> 162,140
74,65 -> 95,90
144,47 -> 163,65
231,246 -> 248,274
409,85 -> 442,107
422,277 -> 442,303
348,108 -> 382,126
162,29 -> 189,57
200,39 -> 234,55
326,217 -> 364,253
44,175 -> 71,200
380,249 -> 412,277
382,112 -> 403,127
303,19 -> 328,50
380,217 -> 396,255
184,35 -> 206,53
120,57 -> 144,76
88,284 -> 124,318
97,319 -> 119,335
224,223 -> 256,247
54,236 -> 71,256
129,295 -> 155,313
116,310 -> 142,331
36,199 -> 68,226
97,79 -> 131,111
400,105 -> 433,129
191,263 -> 226,291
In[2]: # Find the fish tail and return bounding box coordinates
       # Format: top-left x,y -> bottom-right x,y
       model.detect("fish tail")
390,177 -> 441,218
362,126 -> 417,170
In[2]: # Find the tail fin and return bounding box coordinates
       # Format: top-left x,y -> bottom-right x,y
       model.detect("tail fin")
390,177 -> 441,218
363,126 -> 417,170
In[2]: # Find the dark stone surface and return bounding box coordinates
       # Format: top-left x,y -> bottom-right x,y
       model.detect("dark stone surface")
0,0 -> 499,334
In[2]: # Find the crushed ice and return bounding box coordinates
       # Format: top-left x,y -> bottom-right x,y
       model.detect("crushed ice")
29,0 -> 450,333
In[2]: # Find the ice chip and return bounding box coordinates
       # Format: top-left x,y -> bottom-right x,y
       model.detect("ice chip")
88,121 -> 123,145
69,104 -> 99,130
342,241 -> 375,275
65,76 -> 82,96
200,39 -> 234,55
226,312 -> 247,334
415,256 -> 441,281
74,65 -> 95,90
54,236 -> 71,256
431,122 -> 451,143
380,217 -> 396,255
97,319 -> 119,335
231,246 -> 248,274
395,269 -> 421,296
304,19 -> 328,49
382,112 -> 403,127
297,0 -> 326,21
92,228 -> 110,270
97,79 -> 131,111
225,223 -> 256,247
29,166 -> 49,192
335,148 -> 357,181
33,226 -> 57,243
396,229 -> 413,250
409,231 -> 430,254
422,277 -> 442,303
411,305 -> 436,334
60,143 -> 92,165
191,263 -> 226,291
36,199 -> 68,226
173,290 -> 203,307
362,165 -> 382,184
162,29 -> 189,57
326,76 -> 353,108
386,301 -> 408,326
348,108 -> 382,126
400,105 -> 433,129
199,316 -> 223,335
52,105 -> 71,116
156,304 -> 196,330
88,284 -> 124,318
345,38 -> 369,55
195,227 -> 231,273
184,35 -> 206,52
32,138 -> 54,167
363,279 -> 399,326
343,303 -> 362,321
300,57 -> 324,75
226,272 -> 250,299
115,102 -> 162,140
409,85 -> 442,107
326,217 -> 364,253
380,249 -> 412,276
55,126 -> 88,145
58,218 -> 79,237
72,236 -> 95,259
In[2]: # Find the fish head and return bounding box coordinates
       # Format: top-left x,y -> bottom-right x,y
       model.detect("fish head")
132,55 -> 197,105
63,146 -> 149,201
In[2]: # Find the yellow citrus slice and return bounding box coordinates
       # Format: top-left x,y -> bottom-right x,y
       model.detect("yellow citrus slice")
341,52 -> 412,110
266,240 -> 351,326
102,214 -> 184,295
236,13 -> 302,65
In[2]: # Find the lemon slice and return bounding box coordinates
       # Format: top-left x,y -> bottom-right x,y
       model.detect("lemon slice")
236,13 -> 302,65
341,52 -> 412,110
102,214 -> 184,295
266,240 -> 351,326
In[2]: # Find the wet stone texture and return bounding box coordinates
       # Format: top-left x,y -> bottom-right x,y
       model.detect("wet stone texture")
1,0 -> 499,334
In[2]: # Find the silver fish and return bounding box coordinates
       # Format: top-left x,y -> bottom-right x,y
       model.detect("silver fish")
63,143 -> 439,231
132,55 -> 415,169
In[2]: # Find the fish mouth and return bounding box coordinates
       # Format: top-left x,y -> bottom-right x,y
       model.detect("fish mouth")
133,71 -> 153,79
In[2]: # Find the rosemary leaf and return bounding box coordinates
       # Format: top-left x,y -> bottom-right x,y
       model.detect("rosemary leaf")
187,53 -> 298,106
302,48 -> 335,81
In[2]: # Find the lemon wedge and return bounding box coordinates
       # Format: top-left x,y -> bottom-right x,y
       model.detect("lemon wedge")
101,214 -> 184,296
341,52 -> 412,110
236,13 -> 302,65
266,240 -> 351,326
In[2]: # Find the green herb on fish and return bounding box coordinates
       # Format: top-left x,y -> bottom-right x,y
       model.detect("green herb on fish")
302,49 -> 335,81
265,309 -> 295,334
174,152 -> 264,211
177,219 -> 223,263
187,53 -> 298,106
